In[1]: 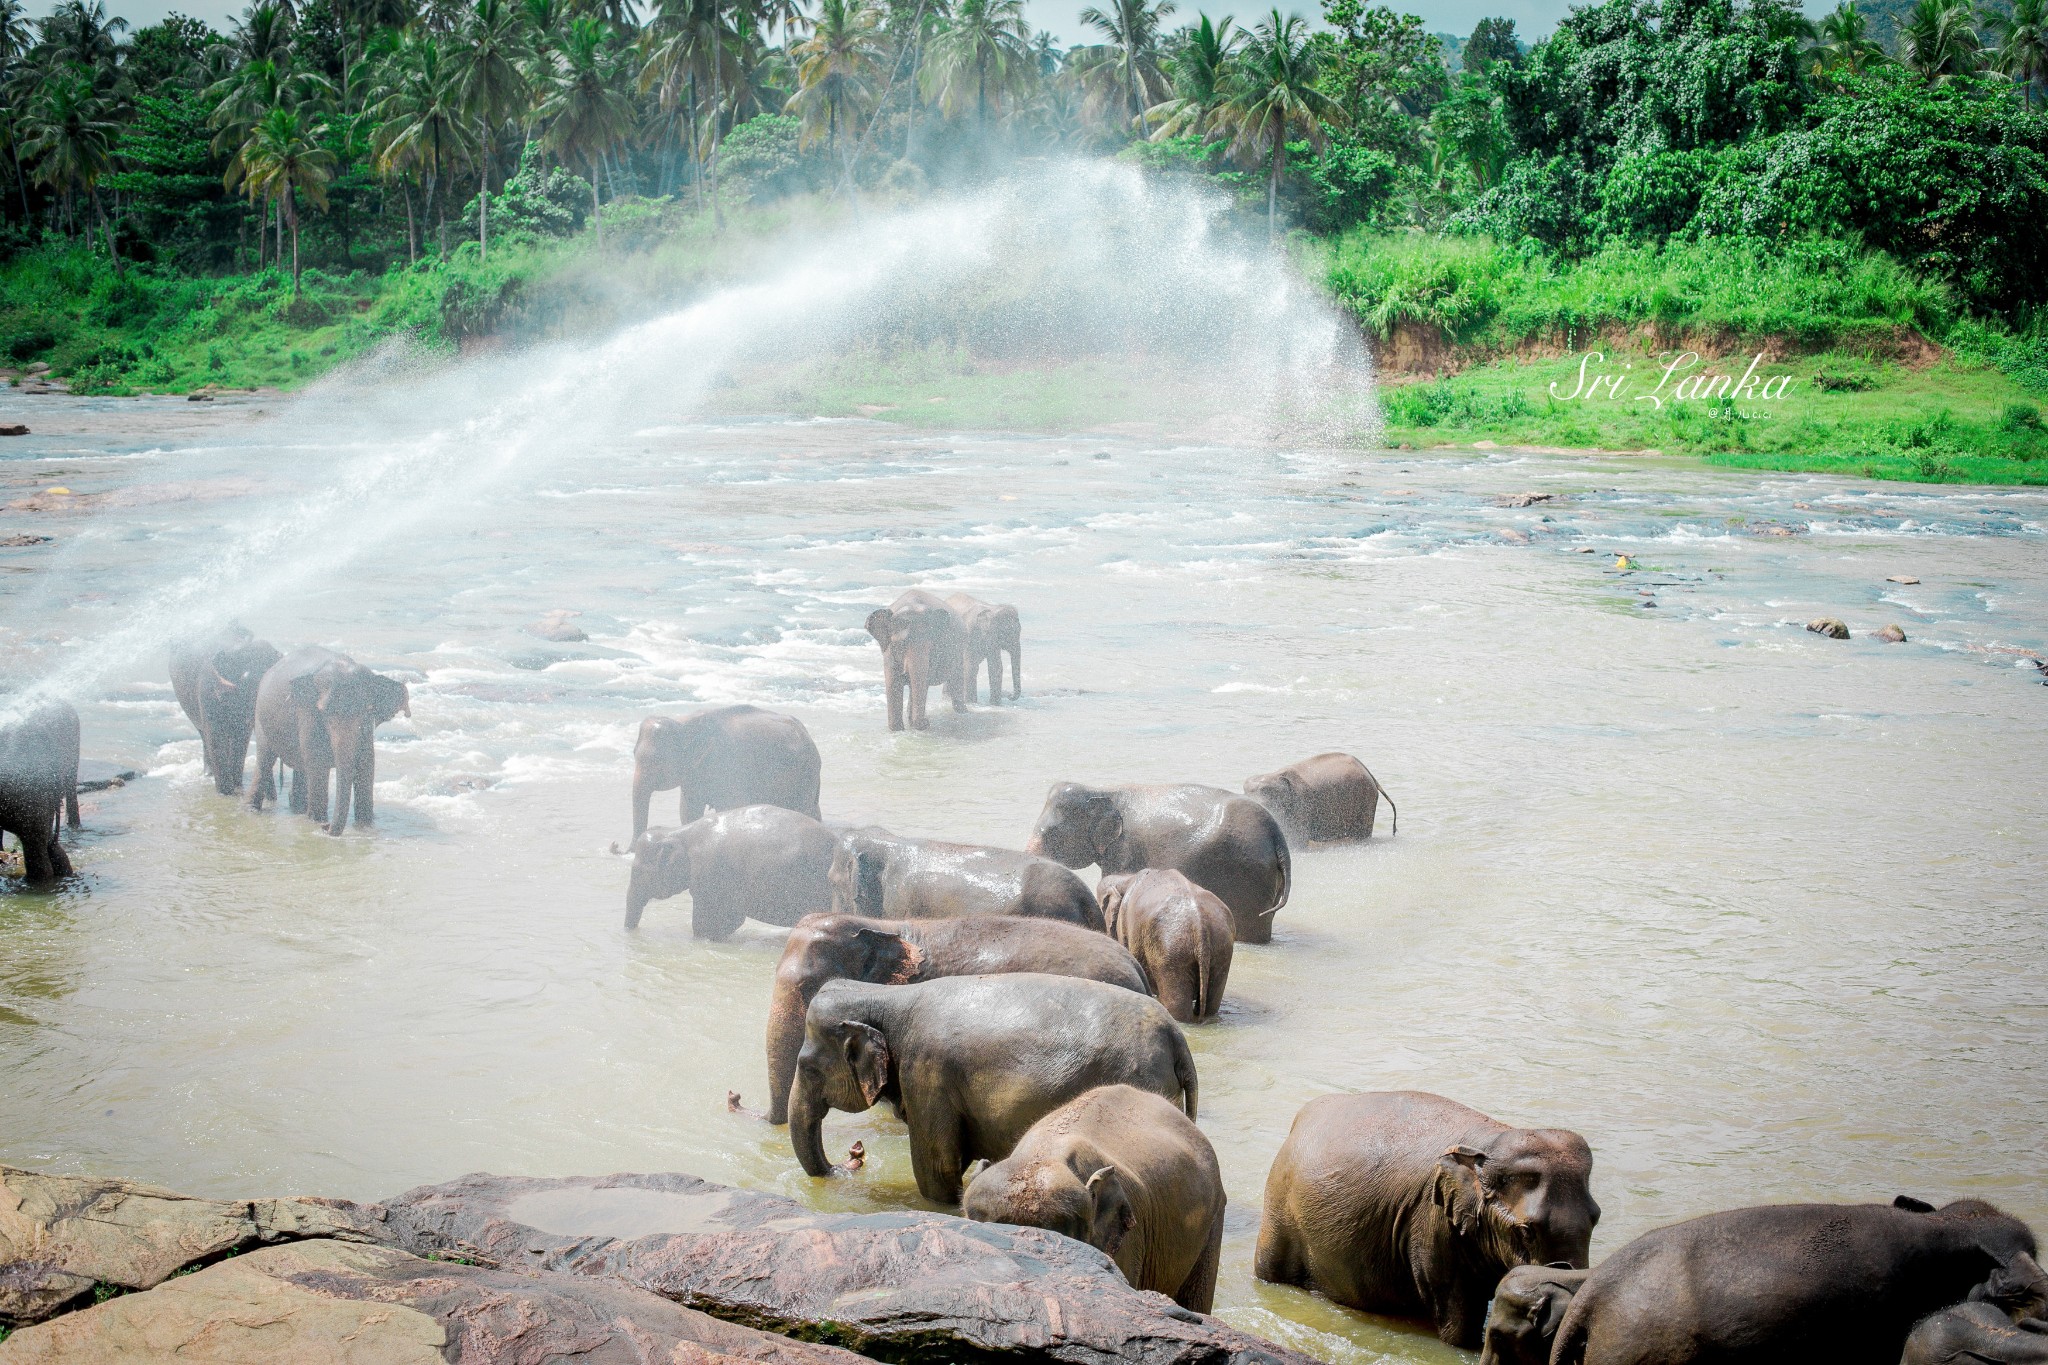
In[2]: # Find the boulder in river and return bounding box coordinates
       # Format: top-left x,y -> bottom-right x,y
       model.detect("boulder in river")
1497,492 -> 1554,508
526,610 -> 589,643
0,425 -> 27,437
378,1170 -> 1320,1365
1872,623 -> 1908,643
1806,618 -> 1851,639
1887,575 -> 1920,585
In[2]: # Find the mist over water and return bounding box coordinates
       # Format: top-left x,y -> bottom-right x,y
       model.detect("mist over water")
5,163 -> 2048,1365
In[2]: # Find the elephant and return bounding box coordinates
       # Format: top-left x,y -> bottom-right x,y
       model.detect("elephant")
0,697 -> 80,886
945,593 -> 1021,704
1478,1264 -> 1587,1365
761,913 -> 1150,1123
962,1084 -> 1225,1312
787,973 -> 1197,1205
169,624 -> 282,796
250,646 -> 410,836
1547,1196 -> 2040,1365
624,805 -> 841,934
1244,751 -> 1396,843
1254,1090 -> 1600,1349
1904,1304 -> 2048,1365
830,827 -> 1103,929
629,704 -> 821,841
1026,782 -> 1290,943
865,589 -> 967,731
1097,869 -> 1233,1023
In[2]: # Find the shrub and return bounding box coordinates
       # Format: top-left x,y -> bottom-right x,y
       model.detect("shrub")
718,114 -> 827,202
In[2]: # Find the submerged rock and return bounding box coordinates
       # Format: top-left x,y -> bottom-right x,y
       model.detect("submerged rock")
1497,492 -> 1553,508
1873,623 -> 1908,643
0,425 -> 27,437
527,609 -> 589,643
378,1170 -> 1318,1365
1806,618 -> 1851,639
1887,575 -> 1921,585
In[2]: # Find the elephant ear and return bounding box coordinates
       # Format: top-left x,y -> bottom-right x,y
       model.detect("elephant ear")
1096,875 -> 1130,933
865,609 -> 893,649
852,926 -> 921,984
1087,798 -> 1124,861
850,846 -> 886,916
210,651 -> 239,689
371,676 -> 410,723
840,1020 -> 892,1107
1893,1195 -> 1936,1213
289,672 -> 327,709
1085,1166 -> 1137,1259
1432,1145 -> 1490,1237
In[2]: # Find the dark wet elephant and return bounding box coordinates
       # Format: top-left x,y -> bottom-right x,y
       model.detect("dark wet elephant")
1027,782 -> 1290,943
629,704 -> 821,841
1254,1090 -> 1600,1349
1097,869 -> 1233,1023
169,624 -> 281,796
945,593 -> 1021,704
788,973 -> 1197,1205
1905,1303 -> 2048,1365
761,912 -> 1150,1123
1244,751 -> 1396,842
623,805 -> 840,935
963,1085 -> 1225,1312
1550,1196 -> 2040,1365
865,590 -> 966,731
0,698 -> 80,886
1479,1265 -> 1587,1365
830,827 -> 1102,929
250,646 -> 411,836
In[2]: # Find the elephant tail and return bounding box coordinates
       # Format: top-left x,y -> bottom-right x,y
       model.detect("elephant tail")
1170,1026 -> 1199,1121
1269,819 -> 1291,913
1358,763 -> 1396,836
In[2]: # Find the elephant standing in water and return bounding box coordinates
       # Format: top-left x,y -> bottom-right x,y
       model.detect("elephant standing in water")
830,827 -> 1102,928
0,697 -> 80,885
964,1085 -> 1226,1313
1245,751 -> 1396,842
250,647 -> 410,835
760,912 -> 1150,1123
865,590 -> 966,731
170,624 -> 281,796
623,805 -> 840,934
1097,869 -> 1234,1022
945,593 -> 1021,704
629,704 -> 821,841
1255,1090 -> 1600,1349
1479,1265 -> 1588,1365
788,973 -> 1197,1204
1027,782 -> 1290,943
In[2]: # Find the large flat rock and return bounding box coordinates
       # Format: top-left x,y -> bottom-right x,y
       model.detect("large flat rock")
0,1164 -> 385,1325
0,1239 -> 870,1364
379,1171 -> 1320,1365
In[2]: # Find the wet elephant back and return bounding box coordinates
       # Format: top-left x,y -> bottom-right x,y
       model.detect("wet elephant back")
917,917 -> 1148,993
704,806 -> 839,926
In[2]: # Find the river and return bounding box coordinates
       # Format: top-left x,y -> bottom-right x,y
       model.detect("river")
4,189 -> 2048,1364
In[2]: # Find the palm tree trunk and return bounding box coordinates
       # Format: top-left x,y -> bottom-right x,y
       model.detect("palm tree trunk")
11,148 -> 31,219
403,181 -> 419,263
93,187 -> 120,273
1267,140 -> 1281,241
479,131 -> 492,263
288,193 -> 302,296
590,166 -> 602,248
709,61 -> 725,229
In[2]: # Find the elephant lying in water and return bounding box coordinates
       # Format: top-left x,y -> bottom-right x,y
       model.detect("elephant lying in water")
251,647 -> 410,835
169,623 -> 281,797
945,593 -> 1021,704
1244,751 -> 1396,842
788,973 -> 1197,1205
630,704 -> 821,840
1255,1090 -> 1599,1349
0,697 -> 80,886
760,913 -> 1150,1123
1097,869 -> 1233,1022
1548,1196 -> 2040,1365
831,827 -> 1102,929
1027,782 -> 1289,942
624,805 -> 840,934
963,1085 -> 1225,1312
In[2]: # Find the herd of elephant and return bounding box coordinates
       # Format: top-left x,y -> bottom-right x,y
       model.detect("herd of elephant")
3,607 -> 2042,1365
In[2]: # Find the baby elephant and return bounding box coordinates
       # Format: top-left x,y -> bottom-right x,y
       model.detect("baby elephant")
1244,751 -> 1396,842
1097,869 -> 1233,1022
624,805 -> 840,934
1480,1264 -> 1587,1365
964,1085 -> 1225,1312
946,592 -> 1021,703
1256,1090 -> 1599,1349
1905,1303 -> 2048,1365
761,913 -> 1150,1123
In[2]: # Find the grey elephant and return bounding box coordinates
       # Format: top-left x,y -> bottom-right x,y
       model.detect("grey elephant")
1479,1264 -> 1587,1365
1027,782 -> 1290,943
0,697 -> 80,886
624,805 -> 841,934
1244,751 -> 1396,842
945,593 -> 1021,704
1097,869 -> 1233,1023
169,624 -> 281,796
788,973 -> 1197,1205
1904,1304 -> 2048,1365
963,1084 -> 1224,1312
761,913 -> 1150,1123
1549,1196 -> 2040,1365
830,826 -> 1102,928
1255,1090 -> 1600,1349
629,704 -> 821,841
865,589 -> 966,731
250,646 -> 410,835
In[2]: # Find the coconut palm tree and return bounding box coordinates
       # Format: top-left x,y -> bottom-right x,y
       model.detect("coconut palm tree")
918,0 -> 1032,135
1985,0 -> 2047,101
1,0 -> 36,218
537,15 -> 637,244
235,104 -> 336,292
1897,0 -> 1982,80
1215,7 -> 1341,239
1076,0 -> 1171,129
17,65 -> 118,250
39,0 -> 127,76
1146,10 -> 1240,140
641,0 -> 735,219
368,28 -> 473,257
785,0 -> 882,191
1808,0 -> 1884,84
453,0 -> 533,258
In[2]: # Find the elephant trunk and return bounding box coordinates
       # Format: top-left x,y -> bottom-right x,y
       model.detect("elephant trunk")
624,863 -> 654,929
788,1075 -> 835,1177
763,978 -> 809,1124
630,767 -> 656,841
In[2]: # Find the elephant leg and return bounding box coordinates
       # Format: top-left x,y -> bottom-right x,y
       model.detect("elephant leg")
885,657 -> 905,732
1009,645 -> 1020,699
907,655 -> 928,731
288,765 -> 307,814
65,791 -> 80,830
250,739 -> 276,811
44,831 -> 72,880
1177,1212 -> 1224,1314
305,763 -> 331,827
907,1099 -> 970,1205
